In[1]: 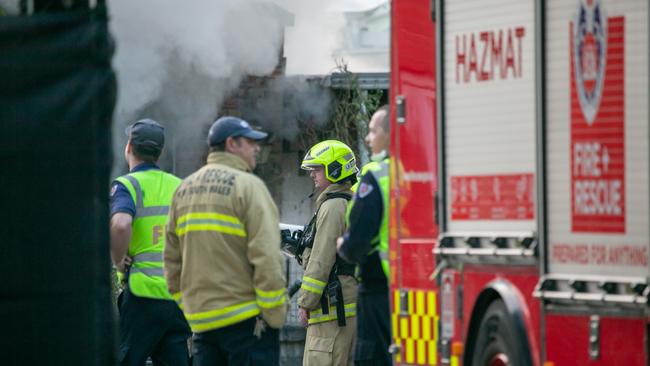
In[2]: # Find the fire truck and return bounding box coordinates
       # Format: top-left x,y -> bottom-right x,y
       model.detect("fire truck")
388,0 -> 649,365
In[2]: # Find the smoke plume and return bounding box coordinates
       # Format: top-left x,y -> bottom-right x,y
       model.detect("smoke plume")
110,0 -> 295,176
108,0 -> 386,178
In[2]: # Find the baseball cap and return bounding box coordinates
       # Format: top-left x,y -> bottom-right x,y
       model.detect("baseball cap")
125,119 -> 165,151
207,116 -> 268,146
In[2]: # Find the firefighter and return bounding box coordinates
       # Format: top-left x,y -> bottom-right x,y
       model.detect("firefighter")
110,119 -> 191,365
352,105 -> 390,192
297,140 -> 359,366
337,106 -> 392,366
164,116 -> 287,366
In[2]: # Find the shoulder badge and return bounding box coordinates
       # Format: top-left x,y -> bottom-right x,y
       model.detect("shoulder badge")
357,182 -> 373,198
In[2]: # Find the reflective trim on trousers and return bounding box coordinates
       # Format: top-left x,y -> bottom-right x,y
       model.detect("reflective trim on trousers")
308,303 -> 357,324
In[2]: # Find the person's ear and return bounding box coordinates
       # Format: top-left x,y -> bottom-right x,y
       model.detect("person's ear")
224,136 -> 239,153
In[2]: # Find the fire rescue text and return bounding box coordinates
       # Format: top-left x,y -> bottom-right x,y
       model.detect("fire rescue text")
573,142 -> 622,216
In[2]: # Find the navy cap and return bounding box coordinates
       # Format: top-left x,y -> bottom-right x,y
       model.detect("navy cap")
208,116 -> 268,146
125,119 -> 165,151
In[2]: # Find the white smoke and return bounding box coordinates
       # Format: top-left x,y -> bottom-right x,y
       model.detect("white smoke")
283,0 -> 388,75
109,0 -> 292,176
241,76 -> 333,142
282,1 -> 345,76
108,0 -> 386,177
110,0 -> 286,115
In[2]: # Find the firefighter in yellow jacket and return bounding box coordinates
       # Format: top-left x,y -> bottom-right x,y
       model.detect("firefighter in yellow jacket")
297,140 -> 359,366
164,116 -> 287,366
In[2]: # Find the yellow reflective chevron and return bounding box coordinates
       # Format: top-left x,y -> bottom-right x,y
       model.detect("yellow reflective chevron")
393,289 -> 439,365
308,303 -> 356,324
301,276 -> 326,295
176,212 -> 246,237
255,287 -> 287,309
184,301 -> 260,332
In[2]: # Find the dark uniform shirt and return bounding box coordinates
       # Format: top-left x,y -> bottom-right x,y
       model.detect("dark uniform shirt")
339,170 -> 388,293
110,162 -> 159,217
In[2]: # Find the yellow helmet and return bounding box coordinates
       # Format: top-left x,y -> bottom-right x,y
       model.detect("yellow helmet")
301,140 -> 359,183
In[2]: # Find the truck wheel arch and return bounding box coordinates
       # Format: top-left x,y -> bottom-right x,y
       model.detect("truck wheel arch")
463,279 -> 535,366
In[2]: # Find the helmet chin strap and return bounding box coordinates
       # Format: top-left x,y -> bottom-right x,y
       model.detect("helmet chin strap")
370,149 -> 388,162
309,188 -> 317,198
309,185 -> 324,199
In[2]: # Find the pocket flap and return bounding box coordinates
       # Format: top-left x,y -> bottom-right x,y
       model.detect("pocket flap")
306,335 -> 335,353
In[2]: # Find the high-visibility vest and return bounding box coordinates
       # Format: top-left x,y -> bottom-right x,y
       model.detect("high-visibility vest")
351,158 -> 385,193
348,158 -> 390,277
115,169 -> 181,300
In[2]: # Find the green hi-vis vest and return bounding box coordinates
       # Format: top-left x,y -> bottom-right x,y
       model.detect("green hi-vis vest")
348,158 -> 390,278
115,169 -> 181,300
351,161 -> 378,193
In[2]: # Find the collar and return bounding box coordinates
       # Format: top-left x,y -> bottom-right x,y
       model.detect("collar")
207,151 -> 251,172
316,181 -> 353,206
370,150 -> 389,162
130,162 -> 159,173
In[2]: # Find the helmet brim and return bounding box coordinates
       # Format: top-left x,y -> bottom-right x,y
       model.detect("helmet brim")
240,130 -> 268,141
300,163 -> 322,171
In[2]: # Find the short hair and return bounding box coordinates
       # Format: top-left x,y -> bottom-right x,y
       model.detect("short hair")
209,136 -> 242,153
131,142 -> 161,162
339,174 -> 358,186
375,105 -> 390,133
209,144 -> 226,153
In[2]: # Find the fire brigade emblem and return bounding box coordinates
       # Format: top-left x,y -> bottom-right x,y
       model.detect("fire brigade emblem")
357,182 -> 373,198
573,0 -> 607,124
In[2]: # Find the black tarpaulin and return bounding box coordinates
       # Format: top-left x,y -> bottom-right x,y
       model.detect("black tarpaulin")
0,6 -> 116,365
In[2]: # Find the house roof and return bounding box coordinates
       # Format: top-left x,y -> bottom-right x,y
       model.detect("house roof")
325,72 -> 389,90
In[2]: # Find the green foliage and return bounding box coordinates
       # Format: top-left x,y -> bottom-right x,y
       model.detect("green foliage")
297,62 -> 383,162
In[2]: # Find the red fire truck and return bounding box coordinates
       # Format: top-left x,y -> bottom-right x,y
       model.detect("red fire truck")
388,0 -> 649,365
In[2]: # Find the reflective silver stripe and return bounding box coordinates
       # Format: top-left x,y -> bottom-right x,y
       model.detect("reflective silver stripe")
131,267 -> 164,277
177,218 -> 244,230
256,293 -> 286,304
379,250 -> 389,261
369,164 -> 389,180
123,175 -> 144,208
368,162 -> 389,208
138,206 -> 169,217
133,252 -> 163,262
123,175 -> 170,218
188,303 -> 259,325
